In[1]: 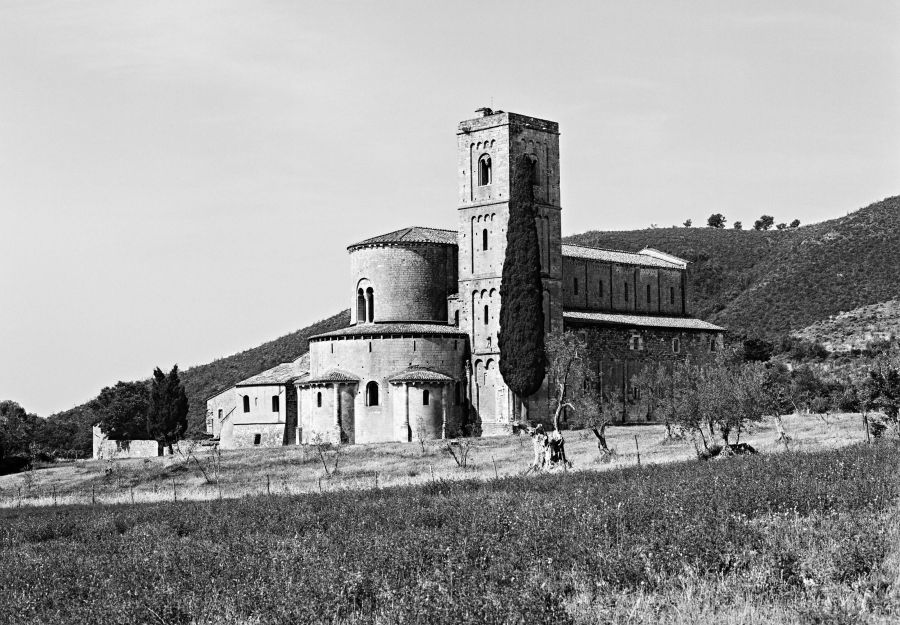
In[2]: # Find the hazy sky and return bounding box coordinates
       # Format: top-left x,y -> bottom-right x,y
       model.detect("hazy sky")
1,1 -> 898,416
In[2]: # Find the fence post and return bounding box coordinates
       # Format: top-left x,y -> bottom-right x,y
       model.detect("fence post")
267,474 -> 271,496
91,484 -> 96,505
374,471 -> 378,489
634,435 -> 641,467
430,465 -> 435,483
172,478 -> 177,502
492,455 -> 499,480
130,486 -> 134,505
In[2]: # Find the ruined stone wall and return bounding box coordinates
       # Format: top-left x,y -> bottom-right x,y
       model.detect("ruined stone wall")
565,323 -> 723,423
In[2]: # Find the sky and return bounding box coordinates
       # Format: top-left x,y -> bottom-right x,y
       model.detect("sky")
1,1 -> 898,416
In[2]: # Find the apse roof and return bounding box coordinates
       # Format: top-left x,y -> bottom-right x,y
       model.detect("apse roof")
389,367 -> 455,383
348,227 -> 457,250
311,322 -> 467,340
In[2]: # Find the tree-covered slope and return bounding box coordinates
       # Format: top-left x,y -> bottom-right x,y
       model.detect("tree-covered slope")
45,310 -> 350,449
565,196 -> 900,339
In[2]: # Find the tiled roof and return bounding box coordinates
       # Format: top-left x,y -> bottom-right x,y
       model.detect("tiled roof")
563,311 -> 725,331
236,354 -> 310,386
300,369 -> 361,385
561,244 -> 684,269
389,367 -> 455,383
311,322 -> 467,340
348,227 -> 458,250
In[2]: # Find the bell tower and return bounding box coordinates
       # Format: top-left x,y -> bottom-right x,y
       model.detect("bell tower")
456,109 -> 563,432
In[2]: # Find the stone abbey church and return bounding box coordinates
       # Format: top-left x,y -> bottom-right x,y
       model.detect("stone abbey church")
207,109 -> 724,449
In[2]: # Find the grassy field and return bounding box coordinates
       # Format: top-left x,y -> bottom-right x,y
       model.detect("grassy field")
1,442 -> 898,624
0,413 -> 875,508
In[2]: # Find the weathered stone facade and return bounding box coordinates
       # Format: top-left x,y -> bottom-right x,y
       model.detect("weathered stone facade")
207,108 -> 724,446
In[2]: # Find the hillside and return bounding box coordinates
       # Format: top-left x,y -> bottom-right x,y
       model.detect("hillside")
793,299 -> 900,351
566,195 -> 900,338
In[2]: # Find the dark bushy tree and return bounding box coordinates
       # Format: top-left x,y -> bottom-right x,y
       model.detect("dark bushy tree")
790,219 -> 801,228
499,154 -> 546,420
707,213 -> 726,228
733,221 -> 743,230
147,365 -> 189,450
741,337 -> 773,362
753,215 -> 774,231
90,381 -> 150,440
0,401 -> 42,461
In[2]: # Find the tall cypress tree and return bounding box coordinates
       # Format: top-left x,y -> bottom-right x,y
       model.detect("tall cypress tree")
499,153 -> 546,420
147,365 -> 189,451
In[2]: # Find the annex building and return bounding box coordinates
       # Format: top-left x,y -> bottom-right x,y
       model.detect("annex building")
207,109 -> 724,448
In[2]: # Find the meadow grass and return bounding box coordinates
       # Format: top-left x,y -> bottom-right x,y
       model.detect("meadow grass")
0,442 -> 897,624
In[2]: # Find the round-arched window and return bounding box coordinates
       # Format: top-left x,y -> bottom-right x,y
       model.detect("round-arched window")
366,381 -> 379,406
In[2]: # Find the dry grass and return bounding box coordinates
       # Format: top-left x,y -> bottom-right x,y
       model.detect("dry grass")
0,412 -> 876,508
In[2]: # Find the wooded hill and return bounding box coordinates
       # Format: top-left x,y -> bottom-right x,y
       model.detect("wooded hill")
40,195 -> 900,446
565,196 -> 900,340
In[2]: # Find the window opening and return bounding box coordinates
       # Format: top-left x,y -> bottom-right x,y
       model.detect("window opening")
272,396 -> 280,412
478,154 -> 492,185
599,280 -> 604,298
316,391 -> 322,408
624,282 -> 629,302
366,381 -> 379,406
242,395 -> 250,413
482,229 -> 488,251
647,284 -> 652,304
423,390 -> 430,406
483,305 -> 489,325
670,287 -> 676,305
357,288 -> 366,323
672,338 -> 681,354
574,278 -> 579,296
253,433 -> 261,446
365,287 -> 374,322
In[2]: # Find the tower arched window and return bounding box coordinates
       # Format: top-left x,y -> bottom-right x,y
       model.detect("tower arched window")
647,284 -> 652,305
483,304 -> 489,325
422,390 -> 430,406
365,381 -> 379,406
365,287 -> 374,323
242,395 -> 250,413
357,288 -> 366,324
482,228 -> 488,251
316,391 -> 322,408
670,287 -> 676,306
478,154 -> 492,186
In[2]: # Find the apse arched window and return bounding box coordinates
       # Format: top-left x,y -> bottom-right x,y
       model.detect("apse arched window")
365,287 -> 374,323
670,287 -> 676,305
357,288 -> 366,324
478,154 -> 492,186
422,390 -> 430,406
482,228 -> 488,251
574,278 -> 579,296
483,304 -> 489,325
366,381 -> 379,406
598,280 -> 604,298
316,391 -> 322,408
624,282 -> 630,302
242,395 -> 250,413
646,284 -> 652,305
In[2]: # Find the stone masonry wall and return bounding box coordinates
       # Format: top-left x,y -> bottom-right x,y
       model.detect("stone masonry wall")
350,244 -> 457,324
